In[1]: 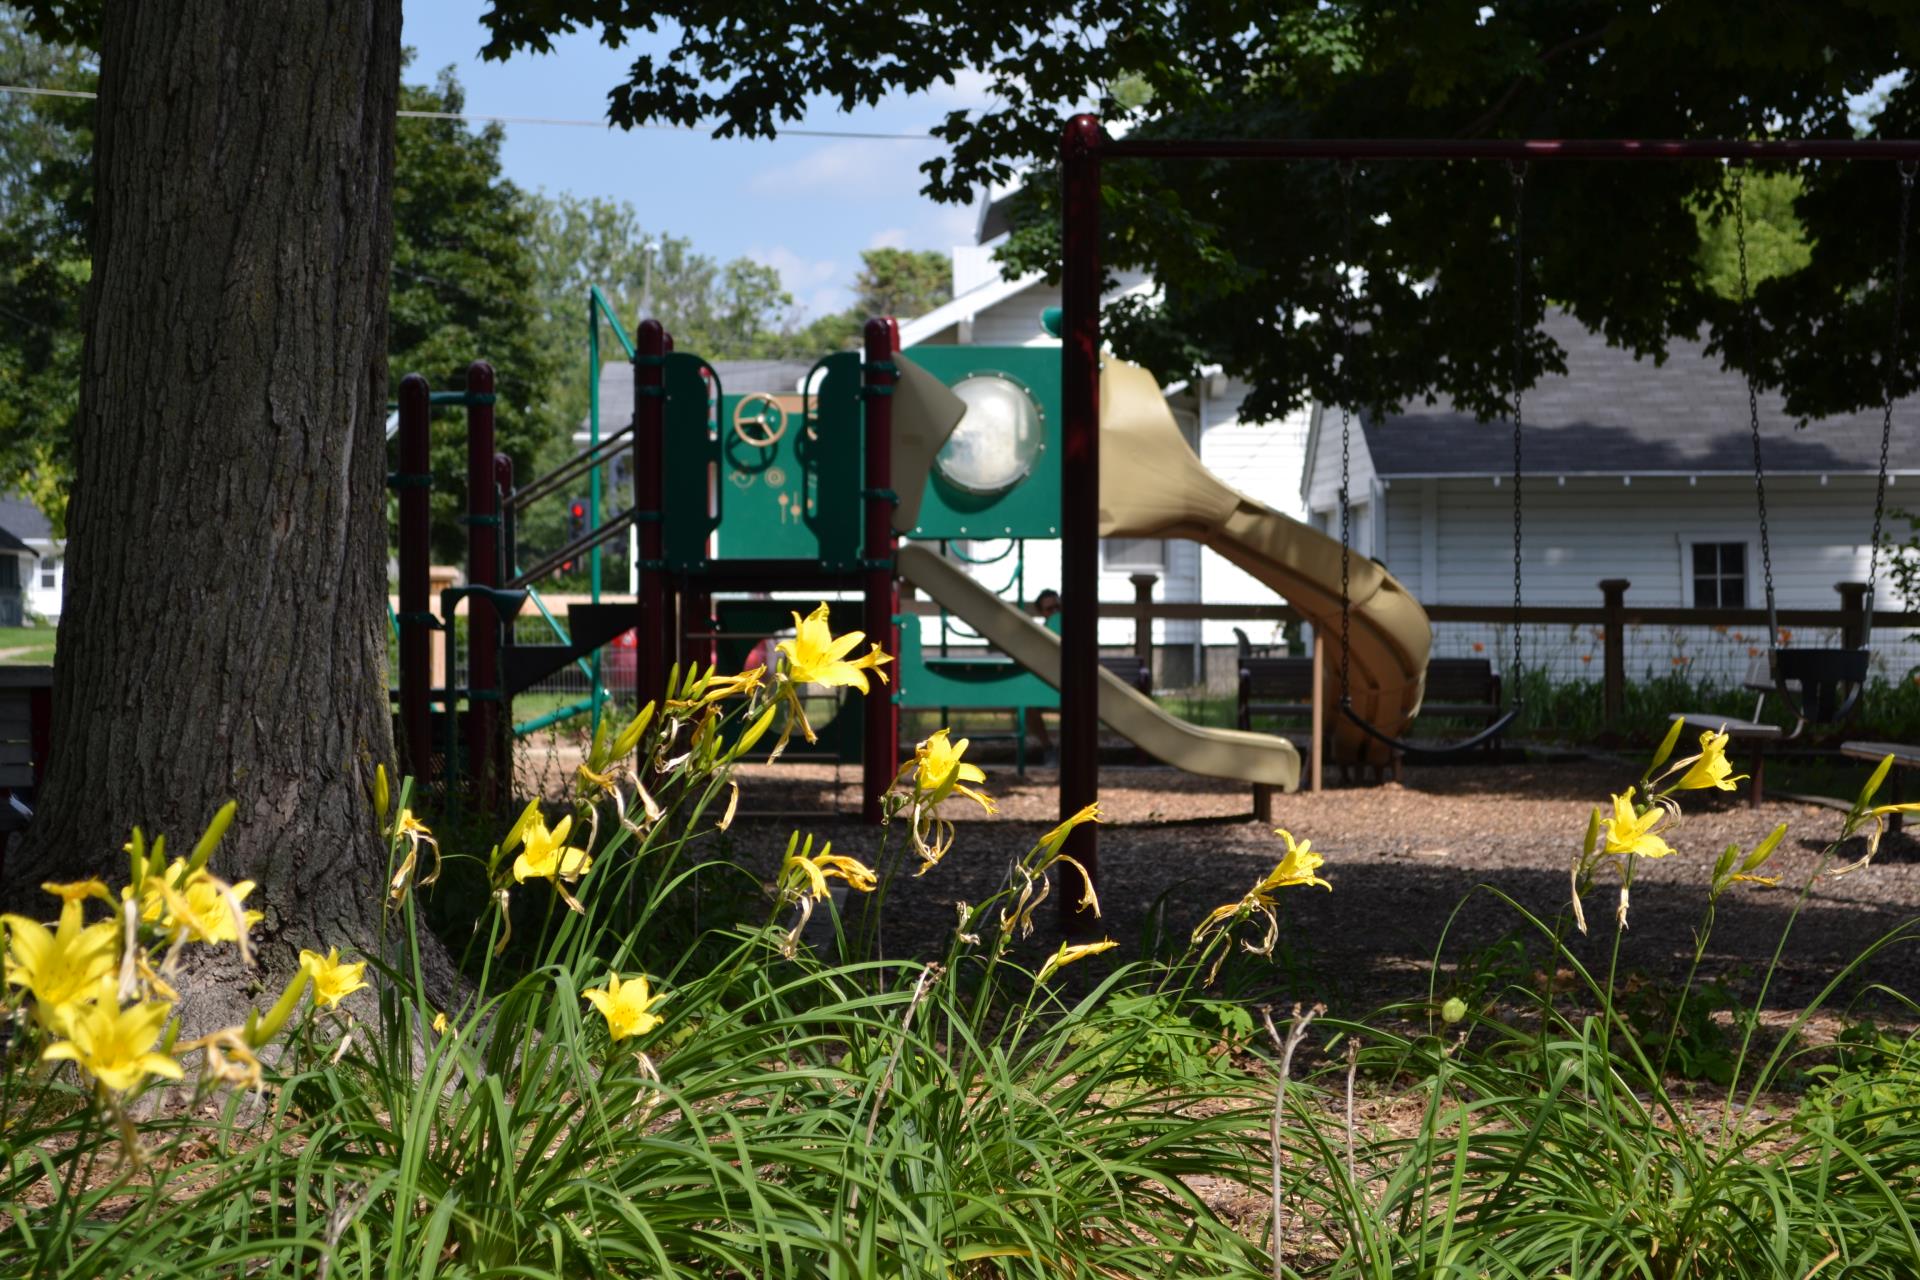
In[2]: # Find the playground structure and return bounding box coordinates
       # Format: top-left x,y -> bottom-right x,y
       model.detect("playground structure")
389,296 -> 1443,823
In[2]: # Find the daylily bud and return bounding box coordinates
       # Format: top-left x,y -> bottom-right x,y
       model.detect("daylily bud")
728,703 -> 779,762
1857,754 -> 1895,812
373,765 -> 391,821
611,701 -> 656,759
1741,822 -> 1788,873
246,967 -> 314,1047
1648,717 -> 1687,773
188,800 -> 238,875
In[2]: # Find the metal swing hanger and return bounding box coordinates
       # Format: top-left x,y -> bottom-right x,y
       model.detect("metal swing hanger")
1335,161 -> 1525,756
1743,159 -> 1916,727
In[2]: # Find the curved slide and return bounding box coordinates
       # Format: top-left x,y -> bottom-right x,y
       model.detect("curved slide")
1098,360 -> 1432,766
898,542 -> 1301,789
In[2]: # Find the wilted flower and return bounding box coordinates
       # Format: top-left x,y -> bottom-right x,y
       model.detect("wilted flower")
1035,938 -> 1119,983
1191,829 -> 1332,978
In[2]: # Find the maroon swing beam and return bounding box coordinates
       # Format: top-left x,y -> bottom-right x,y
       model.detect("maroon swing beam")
1056,117 -> 1920,928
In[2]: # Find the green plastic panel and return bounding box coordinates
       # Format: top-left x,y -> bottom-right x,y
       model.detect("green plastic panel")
903,345 -> 1062,541
897,623 -> 1057,710
711,352 -> 863,566
662,352 -> 723,571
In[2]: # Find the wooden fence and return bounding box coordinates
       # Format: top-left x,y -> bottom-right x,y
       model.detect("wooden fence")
902,577 -> 1920,732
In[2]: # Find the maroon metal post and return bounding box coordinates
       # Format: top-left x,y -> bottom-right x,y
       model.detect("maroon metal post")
494,450 -> 515,754
464,361 -> 500,806
1059,113 -> 1103,927
396,373 -> 433,781
862,317 -> 902,825
1101,138 -> 1920,162
636,321 -> 670,706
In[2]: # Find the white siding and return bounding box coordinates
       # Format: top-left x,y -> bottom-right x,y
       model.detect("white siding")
25,539 -> 60,621
1193,380 -> 1315,645
1368,473 -> 1919,683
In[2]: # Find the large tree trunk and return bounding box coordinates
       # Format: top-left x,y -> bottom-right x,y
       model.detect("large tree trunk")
8,1 -> 408,1019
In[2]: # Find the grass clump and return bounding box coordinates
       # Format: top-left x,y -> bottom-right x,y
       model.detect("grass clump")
4,610 -> 1920,1277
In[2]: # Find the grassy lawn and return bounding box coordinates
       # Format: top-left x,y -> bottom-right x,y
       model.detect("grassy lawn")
0,625 -> 56,664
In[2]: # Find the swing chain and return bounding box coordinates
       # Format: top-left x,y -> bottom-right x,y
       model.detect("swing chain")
1866,160 -> 1917,629
1509,161 -> 1527,694
1735,166 -> 1781,650
1337,160 -> 1357,708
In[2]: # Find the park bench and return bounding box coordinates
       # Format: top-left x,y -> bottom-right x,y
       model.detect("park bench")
1100,653 -> 1152,696
0,666 -> 52,874
1413,658 -> 1506,748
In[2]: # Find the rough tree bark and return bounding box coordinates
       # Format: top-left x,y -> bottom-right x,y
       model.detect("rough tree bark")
7,1 -> 412,1021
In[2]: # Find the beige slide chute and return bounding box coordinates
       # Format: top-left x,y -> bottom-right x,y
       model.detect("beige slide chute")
1098,359 -> 1431,765
896,543 -> 1301,788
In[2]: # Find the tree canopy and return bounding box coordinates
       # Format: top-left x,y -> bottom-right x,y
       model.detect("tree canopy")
482,0 -> 1920,425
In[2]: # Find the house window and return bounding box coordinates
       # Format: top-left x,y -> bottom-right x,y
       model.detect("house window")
40,556 -> 59,590
1102,537 -> 1166,571
1691,542 -> 1747,608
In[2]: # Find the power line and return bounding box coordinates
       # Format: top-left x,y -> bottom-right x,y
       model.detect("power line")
0,84 -> 944,142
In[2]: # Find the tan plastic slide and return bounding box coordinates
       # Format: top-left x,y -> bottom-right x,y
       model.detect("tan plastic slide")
896,542 -> 1302,789
1098,359 -> 1432,765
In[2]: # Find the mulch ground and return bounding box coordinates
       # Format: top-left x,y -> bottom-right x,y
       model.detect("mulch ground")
720,753 -> 1920,1018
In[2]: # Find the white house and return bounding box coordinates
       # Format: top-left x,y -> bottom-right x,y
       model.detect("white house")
0,497 -> 61,625
1301,310 -> 1920,684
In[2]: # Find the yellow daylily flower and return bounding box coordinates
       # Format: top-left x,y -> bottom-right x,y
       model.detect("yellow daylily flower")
511,814 -> 594,885
583,971 -> 667,1041
1600,788 -> 1674,858
1671,729 -> 1747,792
299,948 -> 369,1010
776,602 -> 892,692
1253,829 -> 1332,894
1191,829 -> 1333,977
908,728 -> 996,814
42,1000 -> 183,1094
3,899 -> 121,1035
137,859 -> 262,946
1036,938 -> 1119,983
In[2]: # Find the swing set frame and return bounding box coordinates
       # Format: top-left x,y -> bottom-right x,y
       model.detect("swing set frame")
1055,115 -> 1920,925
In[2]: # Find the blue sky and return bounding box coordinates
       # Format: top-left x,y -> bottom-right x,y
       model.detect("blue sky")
402,2 -> 992,319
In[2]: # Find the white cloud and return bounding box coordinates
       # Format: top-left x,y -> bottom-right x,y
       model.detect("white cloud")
867,227 -> 909,250
753,244 -> 840,300
918,66 -> 995,108
747,138 -> 935,197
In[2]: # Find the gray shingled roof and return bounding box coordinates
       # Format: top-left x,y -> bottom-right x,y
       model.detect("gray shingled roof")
0,497 -> 50,545
583,359 -> 818,432
1370,311 -> 1920,476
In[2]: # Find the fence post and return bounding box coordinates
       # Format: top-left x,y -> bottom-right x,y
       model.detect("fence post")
1599,578 -> 1630,731
1129,573 -> 1157,681
1836,581 -> 1868,650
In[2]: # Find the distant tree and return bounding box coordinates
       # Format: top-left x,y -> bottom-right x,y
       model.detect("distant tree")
389,63 -> 560,565
853,248 -> 951,322
482,0 -> 1920,425
0,11 -> 89,532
